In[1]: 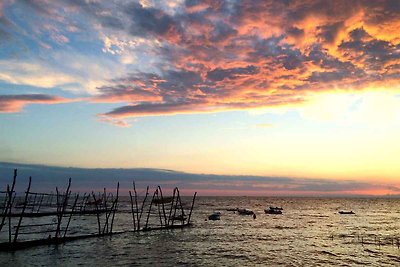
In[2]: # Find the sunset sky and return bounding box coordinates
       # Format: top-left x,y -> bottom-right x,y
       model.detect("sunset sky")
0,0 -> 399,195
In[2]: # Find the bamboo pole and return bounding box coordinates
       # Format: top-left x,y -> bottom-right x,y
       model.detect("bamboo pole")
14,176 -> 32,242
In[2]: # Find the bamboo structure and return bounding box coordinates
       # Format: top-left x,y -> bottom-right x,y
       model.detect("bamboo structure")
0,169 -> 197,251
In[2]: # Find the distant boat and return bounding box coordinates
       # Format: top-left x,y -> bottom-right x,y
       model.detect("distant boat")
338,211 -> 355,215
237,209 -> 254,215
208,212 -> 221,220
265,207 -> 283,215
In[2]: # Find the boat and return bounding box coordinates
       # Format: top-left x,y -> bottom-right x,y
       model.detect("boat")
208,212 -> 221,220
264,207 -> 283,214
338,211 -> 354,215
237,209 -> 254,215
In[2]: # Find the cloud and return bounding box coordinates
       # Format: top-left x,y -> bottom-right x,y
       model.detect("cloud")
0,52 -> 125,94
0,94 -> 71,113
0,161 -> 398,196
88,0 -> 399,125
97,115 -> 133,128
1,1 -> 399,123
0,60 -> 77,89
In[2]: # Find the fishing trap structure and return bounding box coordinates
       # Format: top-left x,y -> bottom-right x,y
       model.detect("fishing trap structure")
0,169 -> 197,251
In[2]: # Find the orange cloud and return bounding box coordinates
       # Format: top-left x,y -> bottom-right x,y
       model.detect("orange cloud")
89,0 -> 399,125
2,0 -> 398,124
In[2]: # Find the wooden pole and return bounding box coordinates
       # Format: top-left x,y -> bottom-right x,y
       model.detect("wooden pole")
145,189 -> 157,229
187,192 -> 197,224
63,193 -> 79,238
54,187 -> 60,239
129,191 -> 136,231
110,182 -> 119,233
171,188 -> 181,226
0,169 -> 17,233
137,186 -> 149,230
176,190 -> 185,225
102,197 -> 116,234
157,186 -> 167,226
155,189 -> 163,227
55,178 -> 71,238
8,186 -> 12,243
102,188 -> 109,234
167,188 -> 177,226
133,181 -> 139,229
91,192 -> 101,235
14,176 -> 32,242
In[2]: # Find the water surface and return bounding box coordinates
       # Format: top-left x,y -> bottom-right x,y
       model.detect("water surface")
1,197 -> 400,266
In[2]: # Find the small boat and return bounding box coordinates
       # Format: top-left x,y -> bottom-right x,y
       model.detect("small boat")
264,207 -> 283,214
237,209 -> 254,215
208,212 -> 221,220
338,211 -> 355,215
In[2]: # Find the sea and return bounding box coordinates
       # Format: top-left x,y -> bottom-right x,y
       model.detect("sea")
1,196 -> 400,266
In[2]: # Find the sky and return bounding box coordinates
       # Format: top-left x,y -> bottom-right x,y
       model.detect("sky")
0,0 -> 400,196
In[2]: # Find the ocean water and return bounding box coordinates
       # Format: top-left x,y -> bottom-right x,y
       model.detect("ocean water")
1,197 -> 400,266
